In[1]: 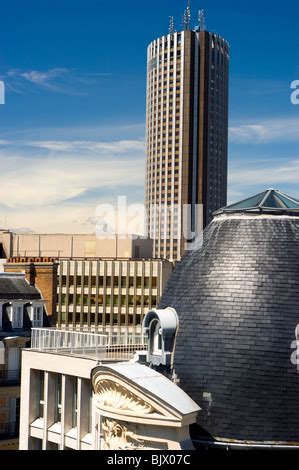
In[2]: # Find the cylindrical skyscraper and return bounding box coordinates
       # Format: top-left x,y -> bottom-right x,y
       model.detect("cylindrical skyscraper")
145,11 -> 229,261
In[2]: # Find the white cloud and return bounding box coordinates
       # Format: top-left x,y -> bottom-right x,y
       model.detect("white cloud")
6,68 -> 91,96
27,139 -> 145,154
229,159 -> 299,188
229,117 -> 299,144
1,204 -> 98,234
8,68 -> 69,85
0,139 -> 145,210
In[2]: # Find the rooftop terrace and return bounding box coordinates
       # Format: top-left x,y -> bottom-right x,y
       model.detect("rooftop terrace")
31,328 -> 147,362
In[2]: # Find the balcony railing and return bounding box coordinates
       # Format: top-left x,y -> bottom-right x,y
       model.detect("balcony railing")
31,328 -> 147,362
0,369 -> 21,387
0,422 -> 18,439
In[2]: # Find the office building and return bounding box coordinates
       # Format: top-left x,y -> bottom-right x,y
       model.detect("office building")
145,7 -> 229,261
56,258 -> 173,333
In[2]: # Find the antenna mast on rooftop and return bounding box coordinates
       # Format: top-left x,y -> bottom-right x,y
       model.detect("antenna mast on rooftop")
183,1 -> 191,30
169,16 -> 175,34
199,9 -> 206,31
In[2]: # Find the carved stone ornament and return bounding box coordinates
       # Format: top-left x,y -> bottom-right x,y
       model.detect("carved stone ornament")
102,418 -> 145,450
95,379 -> 156,415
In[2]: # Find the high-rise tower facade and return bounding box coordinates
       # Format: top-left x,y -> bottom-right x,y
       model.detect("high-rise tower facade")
145,10 -> 229,261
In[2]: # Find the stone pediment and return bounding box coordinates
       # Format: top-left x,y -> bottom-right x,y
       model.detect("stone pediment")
92,363 -> 200,426
95,379 -> 156,415
92,363 -> 200,451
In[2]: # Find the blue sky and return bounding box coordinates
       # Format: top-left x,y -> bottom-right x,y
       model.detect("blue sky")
0,0 -> 298,232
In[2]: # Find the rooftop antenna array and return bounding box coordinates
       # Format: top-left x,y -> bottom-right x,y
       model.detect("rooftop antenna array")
183,0 -> 191,30
198,9 -> 206,31
169,16 -> 175,34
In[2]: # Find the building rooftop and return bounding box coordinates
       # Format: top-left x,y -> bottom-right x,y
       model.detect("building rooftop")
0,273 -> 42,300
30,328 -> 147,363
214,188 -> 299,216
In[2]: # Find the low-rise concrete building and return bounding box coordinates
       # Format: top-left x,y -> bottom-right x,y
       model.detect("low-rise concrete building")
0,231 -> 153,260
56,258 -> 173,333
19,326 -> 199,450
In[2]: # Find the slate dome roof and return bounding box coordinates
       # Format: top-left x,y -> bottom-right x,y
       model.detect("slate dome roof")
160,189 -> 299,446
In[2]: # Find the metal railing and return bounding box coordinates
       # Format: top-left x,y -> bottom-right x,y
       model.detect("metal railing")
31,328 -> 147,361
106,334 -> 147,360
0,369 -> 21,386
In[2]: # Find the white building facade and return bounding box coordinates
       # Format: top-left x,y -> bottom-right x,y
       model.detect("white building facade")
19,327 -> 199,450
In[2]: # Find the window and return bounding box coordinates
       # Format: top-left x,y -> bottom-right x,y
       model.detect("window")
32,306 -> 43,327
30,437 -> 42,450
48,442 -> 59,450
150,320 -> 163,355
72,379 -> 78,428
37,370 -> 44,418
55,375 -> 62,423
12,305 -> 23,329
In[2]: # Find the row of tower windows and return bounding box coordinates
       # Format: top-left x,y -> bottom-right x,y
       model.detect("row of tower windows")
148,140 -> 181,149
147,162 -> 180,171
149,141 -> 180,147
148,200 -> 180,209
150,68 -> 181,77
148,124 -> 180,133
148,86 -> 181,95
148,148 -> 180,156
151,170 -> 180,178
148,90 -> 181,98
148,99 -> 181,107
148,77 -> 181,87
150,38 -> 182,58
148,89 -> 181,98
148,103 -> 181,114
149,71 -> 178,82
147,159 -> 180,166
158,50 -> 182,60
148,112 -> 181,122
150,137 -> 180,145
148,157 -> 180,165
148,113 -> 181,126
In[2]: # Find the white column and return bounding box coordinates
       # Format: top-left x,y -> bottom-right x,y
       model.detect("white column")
19,363 -> 37,449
